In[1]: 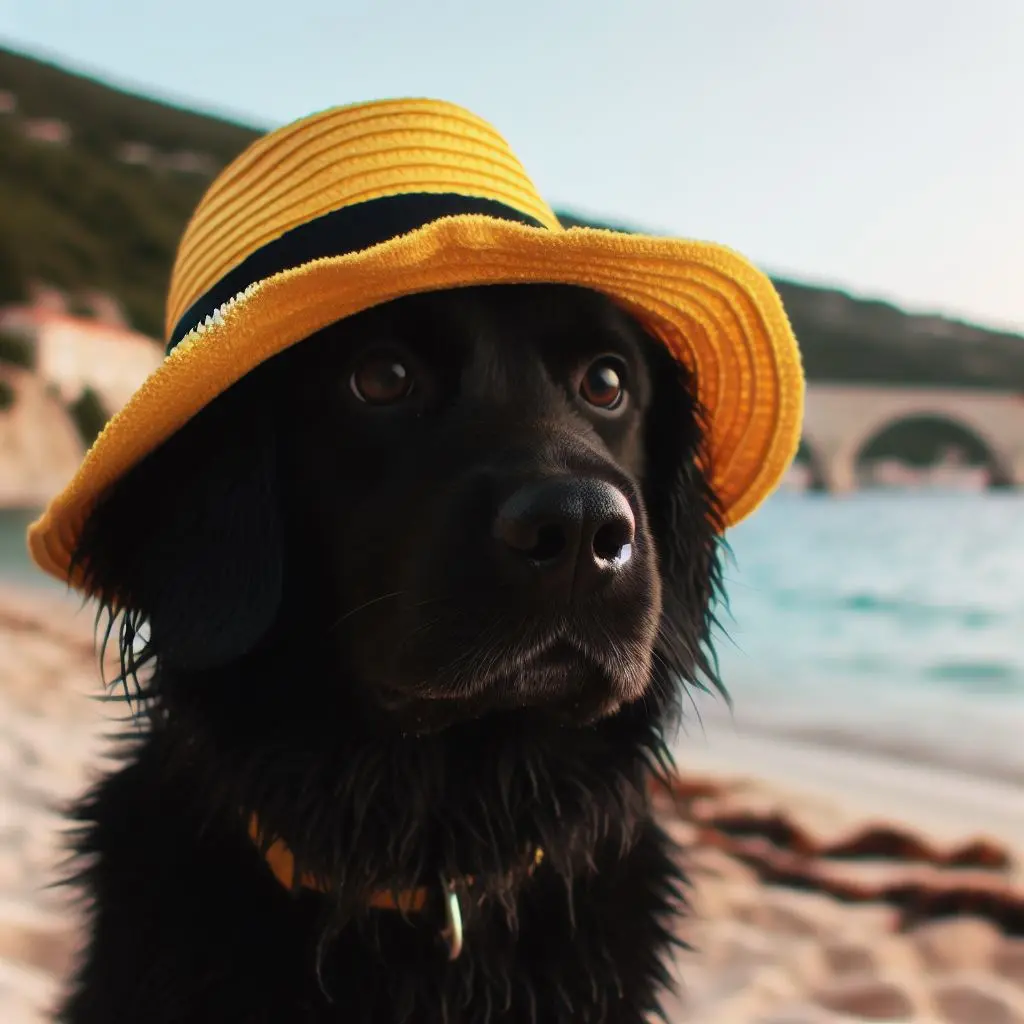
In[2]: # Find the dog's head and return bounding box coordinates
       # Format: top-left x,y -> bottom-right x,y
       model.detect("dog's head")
77,284 -> 722,739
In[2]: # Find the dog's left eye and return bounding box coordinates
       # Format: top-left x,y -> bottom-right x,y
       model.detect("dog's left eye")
349,350 -> 414,405
579,357 -> 627,411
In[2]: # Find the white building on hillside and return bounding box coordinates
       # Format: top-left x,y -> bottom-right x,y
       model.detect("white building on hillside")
0,307 -> 162,416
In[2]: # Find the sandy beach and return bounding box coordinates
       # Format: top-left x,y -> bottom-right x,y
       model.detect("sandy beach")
2,584 -> 1023,1024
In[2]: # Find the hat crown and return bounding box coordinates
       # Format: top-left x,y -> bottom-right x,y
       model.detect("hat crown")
166,98 -> 561,339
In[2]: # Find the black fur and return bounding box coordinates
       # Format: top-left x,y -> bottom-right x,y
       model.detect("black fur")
58,284 -> 724,1023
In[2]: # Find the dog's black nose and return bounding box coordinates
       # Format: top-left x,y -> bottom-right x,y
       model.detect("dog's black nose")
494,477 -> 635,593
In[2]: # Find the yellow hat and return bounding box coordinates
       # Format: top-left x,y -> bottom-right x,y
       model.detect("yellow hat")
27,97 -> 804,590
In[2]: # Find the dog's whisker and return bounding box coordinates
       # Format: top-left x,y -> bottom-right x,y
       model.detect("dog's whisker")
329,591 -> 409,632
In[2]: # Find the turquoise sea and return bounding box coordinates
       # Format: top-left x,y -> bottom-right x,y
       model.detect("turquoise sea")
707,490 -> 1024,783
3,492 -> 1023,780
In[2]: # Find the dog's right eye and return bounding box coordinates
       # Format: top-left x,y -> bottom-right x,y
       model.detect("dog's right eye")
349,350 -> 414,405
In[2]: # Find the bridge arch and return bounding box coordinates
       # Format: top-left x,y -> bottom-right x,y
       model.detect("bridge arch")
850,411 -> 1014,488
800,385 -> 1024,493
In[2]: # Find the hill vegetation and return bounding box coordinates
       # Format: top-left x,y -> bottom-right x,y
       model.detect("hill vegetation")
1,44 -> 1022,391
0,46 -> 259,336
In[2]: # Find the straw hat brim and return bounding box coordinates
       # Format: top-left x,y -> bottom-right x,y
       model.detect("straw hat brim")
27,214 -> 803,589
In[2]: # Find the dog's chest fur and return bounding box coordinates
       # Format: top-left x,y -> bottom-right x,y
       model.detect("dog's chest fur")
61,732 -> 686,1024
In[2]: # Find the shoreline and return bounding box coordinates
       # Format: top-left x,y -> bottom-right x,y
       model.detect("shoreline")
681,677 -> 1024,787
737,717 -> 1024,790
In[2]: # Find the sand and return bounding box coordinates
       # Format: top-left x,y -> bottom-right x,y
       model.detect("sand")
2,583 -> 1023,1023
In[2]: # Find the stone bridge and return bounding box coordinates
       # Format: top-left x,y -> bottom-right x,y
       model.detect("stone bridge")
800,385 -> 1024,492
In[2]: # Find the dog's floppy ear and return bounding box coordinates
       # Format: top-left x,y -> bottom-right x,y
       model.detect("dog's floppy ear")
76,376 -> 283,672
639,336 -> 723,679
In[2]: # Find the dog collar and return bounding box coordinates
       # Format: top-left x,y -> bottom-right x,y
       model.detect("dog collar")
247,815 -> 544,959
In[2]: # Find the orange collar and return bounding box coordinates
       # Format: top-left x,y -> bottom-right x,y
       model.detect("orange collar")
248,815 -> 435,909
247,815 -> 544,958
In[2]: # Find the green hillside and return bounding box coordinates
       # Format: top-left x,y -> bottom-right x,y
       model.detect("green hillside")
0,46 -> 260,336
1,43 -> 1022,390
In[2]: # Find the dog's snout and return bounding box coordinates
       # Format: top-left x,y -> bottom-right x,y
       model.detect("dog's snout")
493,477 -> 635,593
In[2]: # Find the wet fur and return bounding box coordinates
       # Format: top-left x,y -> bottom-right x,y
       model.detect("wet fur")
57,284 -> 725,1023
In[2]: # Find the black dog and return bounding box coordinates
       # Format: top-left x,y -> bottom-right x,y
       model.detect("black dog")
58,283 -> 724,1023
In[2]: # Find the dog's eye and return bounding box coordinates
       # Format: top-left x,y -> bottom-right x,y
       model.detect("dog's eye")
579,357 -> 626,411
349,351 -> 413,405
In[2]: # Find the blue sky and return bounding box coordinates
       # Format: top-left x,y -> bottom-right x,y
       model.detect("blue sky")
2,0 -> 1022,332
